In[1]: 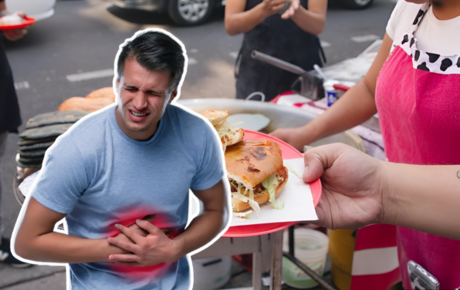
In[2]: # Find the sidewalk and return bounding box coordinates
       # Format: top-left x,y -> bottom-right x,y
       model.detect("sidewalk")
0,263 -> 65,290
0,258 -> 333,290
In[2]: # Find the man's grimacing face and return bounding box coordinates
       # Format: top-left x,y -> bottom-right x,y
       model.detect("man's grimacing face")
115,58 -> 177,141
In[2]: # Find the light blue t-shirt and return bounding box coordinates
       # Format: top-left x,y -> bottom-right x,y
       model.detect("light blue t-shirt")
31,104 -> 224,290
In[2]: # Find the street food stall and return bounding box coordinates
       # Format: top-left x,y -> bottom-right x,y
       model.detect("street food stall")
13,89 -> 368,290
13,35 -> 384,288
178,99 -> 365,290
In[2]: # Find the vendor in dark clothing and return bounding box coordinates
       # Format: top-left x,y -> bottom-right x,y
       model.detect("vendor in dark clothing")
225,0 -> 327,101
0,0 -> 29,268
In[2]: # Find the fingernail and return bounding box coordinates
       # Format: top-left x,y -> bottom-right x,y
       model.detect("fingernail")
114,224 -> 120,229
136,219 -> 142,223
302,166 -> 309,180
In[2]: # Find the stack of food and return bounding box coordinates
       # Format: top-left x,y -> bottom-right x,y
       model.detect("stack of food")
17,87 -> 116,178
201,110 -> 288,217
17,110 -> 89,171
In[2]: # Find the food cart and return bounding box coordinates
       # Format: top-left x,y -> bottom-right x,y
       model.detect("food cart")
13,97 -> 366,289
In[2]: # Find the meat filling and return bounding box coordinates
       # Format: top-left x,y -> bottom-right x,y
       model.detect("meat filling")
229,166 -> 287,195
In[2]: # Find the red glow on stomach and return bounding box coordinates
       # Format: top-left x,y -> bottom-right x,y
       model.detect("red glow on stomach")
104,206 -> 179,279
110,262 -> 170,279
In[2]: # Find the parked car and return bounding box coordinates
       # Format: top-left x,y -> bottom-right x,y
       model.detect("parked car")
4,0 -> 56,21
112,0 -> 374,26
342,0 -> 374,9
112,0 -> 224,26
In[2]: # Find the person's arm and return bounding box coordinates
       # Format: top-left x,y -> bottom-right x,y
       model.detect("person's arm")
225,0 -> 287,35
106,180 -> 228,266
14,197 -> 127,263
302,143 -> 460,241
13,133 -> 132,264
270,33 -> 393,152
285,0 -> 327,35
381,162 -> 460,240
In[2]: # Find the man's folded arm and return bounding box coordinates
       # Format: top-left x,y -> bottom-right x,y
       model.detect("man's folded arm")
14,197 -> 126,264
175,179 -> 229,256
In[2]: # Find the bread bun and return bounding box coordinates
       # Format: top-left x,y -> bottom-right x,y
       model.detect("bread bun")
58,97 -> 114,112
225,139 -> 283,189
85,87 -> 115,102
226,128 -> 244,147
200,110 -> 229,126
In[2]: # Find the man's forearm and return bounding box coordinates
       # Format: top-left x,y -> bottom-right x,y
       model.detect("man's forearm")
173,210 -> 224,258
14,197 -> 126,264
382,163 -> 460,240
15,232 -> 125,263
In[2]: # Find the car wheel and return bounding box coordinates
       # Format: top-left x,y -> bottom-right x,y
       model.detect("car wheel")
168,0 -> 215,26
342,0 -> 374,9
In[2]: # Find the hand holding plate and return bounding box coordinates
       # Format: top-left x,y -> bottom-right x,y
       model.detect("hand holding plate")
3,13 -> 28,41
303,143 -> 385,229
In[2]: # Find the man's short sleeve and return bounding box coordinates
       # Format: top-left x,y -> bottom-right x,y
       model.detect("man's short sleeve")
31,134 -> 89,214
190,124 -> 224,191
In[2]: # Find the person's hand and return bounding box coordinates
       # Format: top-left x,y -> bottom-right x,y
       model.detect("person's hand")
107,219 -> 181,267
114,222 -> 172,243
302,143 -> 387,229
261,0 -> 287,17
3,13 -> 28,41
270,126 -> 314,152
3,27 -> 27,41
280,0 -> 300,19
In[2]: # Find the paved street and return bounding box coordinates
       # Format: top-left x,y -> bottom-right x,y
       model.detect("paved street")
0,0 -> 396,288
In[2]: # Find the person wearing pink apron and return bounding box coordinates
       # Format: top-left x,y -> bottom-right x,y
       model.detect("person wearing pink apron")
373,2 -> 460,289
272,1 -> 460,289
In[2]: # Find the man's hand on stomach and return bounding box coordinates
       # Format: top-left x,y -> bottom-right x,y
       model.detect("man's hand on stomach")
107,219 -> 180,267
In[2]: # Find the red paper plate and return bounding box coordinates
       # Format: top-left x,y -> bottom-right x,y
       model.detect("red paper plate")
222,130 -> 322,238
0,16 -> 35,31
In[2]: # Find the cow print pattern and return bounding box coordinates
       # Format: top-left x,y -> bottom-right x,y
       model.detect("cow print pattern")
412,9 -> 425,25
427,53 -> 440,63
399,3 -> 460,75
441,59 -> 453,72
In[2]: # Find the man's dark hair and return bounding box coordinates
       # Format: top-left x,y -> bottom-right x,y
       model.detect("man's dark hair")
117,31 -> 185,93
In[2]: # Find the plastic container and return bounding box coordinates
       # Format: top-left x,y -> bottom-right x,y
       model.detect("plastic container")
326,88 -> 338,107
192,256 -> 232,290
282,228 -> 329,289
324,80 -> 339,107
323,80 -> 356,107
329,229 -> 356,290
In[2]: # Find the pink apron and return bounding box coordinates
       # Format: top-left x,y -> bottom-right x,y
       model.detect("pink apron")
373,3 -> 460,289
